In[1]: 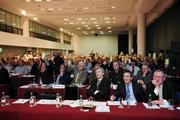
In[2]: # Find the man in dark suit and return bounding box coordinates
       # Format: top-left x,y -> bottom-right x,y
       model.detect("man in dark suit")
136,63 -> 153,89
108,60 -> 124,85
0,62 -> 10,84
87,67 -> 110,101
110,70 -> 145,103
146,70 -> 175,105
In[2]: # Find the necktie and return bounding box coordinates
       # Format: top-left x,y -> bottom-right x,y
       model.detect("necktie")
132,67 -> 134,76
96,79 -> 101,89
75,72 -> 80,83
126,84 -> 130,100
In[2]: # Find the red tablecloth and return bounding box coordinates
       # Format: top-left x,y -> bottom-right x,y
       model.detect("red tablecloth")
17,86 -> 89,99
0,100 -> 179,120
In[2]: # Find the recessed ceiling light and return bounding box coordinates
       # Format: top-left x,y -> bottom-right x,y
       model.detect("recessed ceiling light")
21,10 -> 27,16
95,24 -> 100,27
77,28 -> 81,29
60,28 -> 63,31
84,25 -> 88,27
26,0 -> 31,2
106,21 -> 111,24
91,31 -> 95,33
107,27 -> 111,29
69,22 -> 74,24
104,17 -> 110,20
90,18 -> 96,20
48,8 -> 54,11
97,27 -> 101,29
111,6 -> 116,9
35,0 -> 42,2
87,27 -> 91,29
108,31 -> 112,33
77,18 -> 82,20
33,17 -> 39,21
64,18 -> 69,21
93,21 -> 98,24
46,0 -> 51,1
83,7 -> 89,10
81,22 -> 86,24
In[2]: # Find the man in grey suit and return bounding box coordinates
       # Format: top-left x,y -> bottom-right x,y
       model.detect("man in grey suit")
71,61 -> 88,85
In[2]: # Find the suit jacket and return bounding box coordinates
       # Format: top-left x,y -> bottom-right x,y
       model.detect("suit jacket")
136,71 -> 153,85
114,81 -> 145,102
146,80 -> 175,102
86,77 -> 110,101
72,68 -> 88,85
0,67 -> 10,84
55,72 -> 70,85
108,68 -> 124,84
38,69 -> 53,85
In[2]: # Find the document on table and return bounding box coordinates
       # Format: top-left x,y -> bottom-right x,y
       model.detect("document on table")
143,103 -> 161,109
52,84 -> 65,89
107,101 -> 120,106
95,105 -> 110,112
13,99 -> 29,104
36,99 -> 57,105
93,102 -> 107,106
20,85 -> 29,88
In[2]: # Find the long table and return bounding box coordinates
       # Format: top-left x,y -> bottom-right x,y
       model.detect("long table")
0,100 -> 179,120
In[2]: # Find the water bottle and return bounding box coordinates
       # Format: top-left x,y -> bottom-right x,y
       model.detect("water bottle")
29,92 -> 34,107
79,95 -> 83,111
1,92 -> 6,107
148,94 -> 152,108
56,93 -> 62,108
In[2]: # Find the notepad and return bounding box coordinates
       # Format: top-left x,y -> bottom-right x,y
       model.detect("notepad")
95,105 -> 110,112
36,99 -> 57,105
107,101 -> 120,106
143,103 -> 161,109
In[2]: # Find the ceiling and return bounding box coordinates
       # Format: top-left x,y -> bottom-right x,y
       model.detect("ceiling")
0,0 -> 175,36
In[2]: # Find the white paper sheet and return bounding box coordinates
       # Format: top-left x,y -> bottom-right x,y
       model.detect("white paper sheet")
13,99 -> 29,104
143,103 -> 161,109
62,100 -> 76,105
93,102 -> 107,106
36,99 -> 57,105
122,100 -> 137,106
19,85 -> 29,88
52,85 -> 65,89
107,101 -> 120,106
95,105 -> 110,112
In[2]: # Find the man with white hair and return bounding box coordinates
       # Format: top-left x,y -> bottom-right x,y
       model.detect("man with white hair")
72,61 -> 88,85
146,70 -> 175,105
